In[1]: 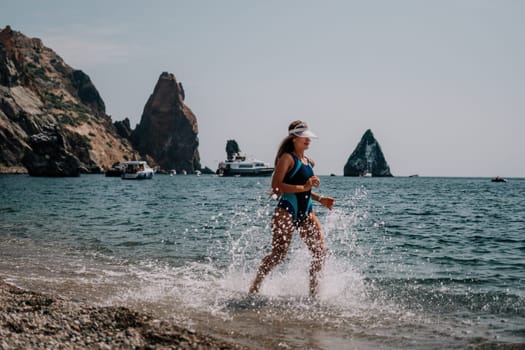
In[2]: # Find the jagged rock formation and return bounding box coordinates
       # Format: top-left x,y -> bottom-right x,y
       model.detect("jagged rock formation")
344,129 -> 393,177
114,118 -> 132,139
131,72 -> 201,173
226,140 -> 241,160
0,26 -> 137,176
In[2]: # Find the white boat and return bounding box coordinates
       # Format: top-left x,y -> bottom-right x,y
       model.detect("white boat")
121,161 -> 154,180
216,153 -> 274,177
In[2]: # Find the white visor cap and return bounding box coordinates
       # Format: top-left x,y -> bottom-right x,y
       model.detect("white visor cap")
288,123 -> 318,138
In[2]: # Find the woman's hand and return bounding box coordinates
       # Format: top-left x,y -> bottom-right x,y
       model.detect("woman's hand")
319,196 -> 335,210
305,176 -> 321,190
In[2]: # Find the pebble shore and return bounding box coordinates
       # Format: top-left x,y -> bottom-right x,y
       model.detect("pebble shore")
0,278 -> 250,349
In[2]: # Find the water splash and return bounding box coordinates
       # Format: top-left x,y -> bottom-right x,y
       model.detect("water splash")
103,186 -> 379,326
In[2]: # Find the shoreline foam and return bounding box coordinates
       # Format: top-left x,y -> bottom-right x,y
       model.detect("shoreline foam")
0,277 -> 251,349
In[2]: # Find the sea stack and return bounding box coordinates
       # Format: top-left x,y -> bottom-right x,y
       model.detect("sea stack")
132,72 -> 201,174
344,129 -> 393,177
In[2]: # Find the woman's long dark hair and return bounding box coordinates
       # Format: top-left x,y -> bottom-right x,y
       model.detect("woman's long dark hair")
274,120 -> 303,166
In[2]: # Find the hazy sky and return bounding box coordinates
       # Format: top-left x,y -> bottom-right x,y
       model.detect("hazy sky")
2,0 -> 524,176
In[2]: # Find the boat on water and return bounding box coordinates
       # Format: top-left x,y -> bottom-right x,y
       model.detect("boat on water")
121,161 -> 154,180
491,176 -> 507,183
216,153 -> 274,177
105,162 -> 124,177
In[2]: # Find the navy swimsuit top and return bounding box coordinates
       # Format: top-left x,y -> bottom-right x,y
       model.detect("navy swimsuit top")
276,153 -> 314,225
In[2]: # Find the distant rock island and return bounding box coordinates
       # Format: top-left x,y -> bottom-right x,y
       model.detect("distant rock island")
130,72 -> 201,174
0,26 -> 203,176
344,129 -> 393,177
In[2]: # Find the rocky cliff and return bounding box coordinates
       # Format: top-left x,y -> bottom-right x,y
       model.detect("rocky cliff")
131,72 -> 201,173
0,26 -> 137,175
344,129 -> 393,177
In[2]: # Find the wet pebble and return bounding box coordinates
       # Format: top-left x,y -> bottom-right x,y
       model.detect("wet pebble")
0,277 -> 250,349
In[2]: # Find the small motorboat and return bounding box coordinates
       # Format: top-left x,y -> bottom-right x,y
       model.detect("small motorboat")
121,161 -> 154,180
491,176 -> 507,183
105,162 -> 124,177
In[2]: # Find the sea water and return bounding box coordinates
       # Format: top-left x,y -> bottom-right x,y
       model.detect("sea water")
0,174 -> 524,349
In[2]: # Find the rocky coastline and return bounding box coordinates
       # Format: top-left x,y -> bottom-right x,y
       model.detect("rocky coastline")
1,27 -> 201,176
0,277 -> 250,350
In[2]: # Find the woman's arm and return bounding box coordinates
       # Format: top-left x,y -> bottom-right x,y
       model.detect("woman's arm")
312,191 -> 335,210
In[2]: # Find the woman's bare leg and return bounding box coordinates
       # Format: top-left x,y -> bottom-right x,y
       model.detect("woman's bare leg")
249,208 -> 295,294
299,212 -> 326,297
